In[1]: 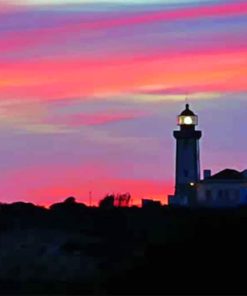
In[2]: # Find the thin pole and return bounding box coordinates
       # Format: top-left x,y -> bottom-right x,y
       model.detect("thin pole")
89,191 -> 92,207
185,93 -> 189,106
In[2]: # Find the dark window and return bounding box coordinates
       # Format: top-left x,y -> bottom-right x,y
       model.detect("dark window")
227,189 -> 239,202
234,190 -> 239,201
206,190 -> 212,202
224,190 -> 229,201
218,190 -> 223,199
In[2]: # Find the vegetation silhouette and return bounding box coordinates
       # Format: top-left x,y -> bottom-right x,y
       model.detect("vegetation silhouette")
0,196 -> 247,294
98,194 -> 115,209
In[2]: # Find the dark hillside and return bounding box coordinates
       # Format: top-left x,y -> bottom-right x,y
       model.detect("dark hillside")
0,200 -> 247,294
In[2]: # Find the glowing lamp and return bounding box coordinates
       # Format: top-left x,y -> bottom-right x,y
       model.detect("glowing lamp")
177,104 -> 198,126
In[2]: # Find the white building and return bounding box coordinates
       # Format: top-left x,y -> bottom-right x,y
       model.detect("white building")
196,169 -> 247,207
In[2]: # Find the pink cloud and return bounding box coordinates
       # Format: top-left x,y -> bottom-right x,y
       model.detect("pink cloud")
93,1 -> 247,30
0,3 -> 16,13
47,111 -> 149,127
0,1 -> 246,54
0,49 -> 246,100
137,82 -> 247,96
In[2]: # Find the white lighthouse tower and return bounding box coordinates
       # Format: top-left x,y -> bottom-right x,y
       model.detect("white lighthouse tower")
169,104 -> 202,206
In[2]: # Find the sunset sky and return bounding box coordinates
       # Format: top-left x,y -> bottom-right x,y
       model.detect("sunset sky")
0,0 -> 246,206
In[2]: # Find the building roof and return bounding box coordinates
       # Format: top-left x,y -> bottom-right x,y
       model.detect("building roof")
180,104 -> 196,116
204,169 -> 247,181
210,169 -> 243,180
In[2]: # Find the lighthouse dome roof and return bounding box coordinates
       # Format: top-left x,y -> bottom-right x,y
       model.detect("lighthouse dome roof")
180,104 -> 196,116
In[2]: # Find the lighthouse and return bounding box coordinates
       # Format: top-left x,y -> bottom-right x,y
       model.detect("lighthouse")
171,104 -> 202,205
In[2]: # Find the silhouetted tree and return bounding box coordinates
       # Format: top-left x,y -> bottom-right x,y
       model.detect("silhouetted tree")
64,196 -> 76,204
114,193 -> 131,207
49,197 -> 88,230
99,195 -> 114,209
50,197 -> 87,211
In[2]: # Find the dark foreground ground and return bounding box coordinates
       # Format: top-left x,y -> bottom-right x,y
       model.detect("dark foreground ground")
0,199 -> 247,294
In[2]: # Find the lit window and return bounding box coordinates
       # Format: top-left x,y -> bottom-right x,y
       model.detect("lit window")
178,115 -> 198,126
184,116 -> 193,125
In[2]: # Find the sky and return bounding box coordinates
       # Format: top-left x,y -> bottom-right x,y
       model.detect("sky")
0,0 -> 246,207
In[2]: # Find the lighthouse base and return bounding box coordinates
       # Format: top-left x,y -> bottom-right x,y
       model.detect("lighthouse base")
168,194 -> 189,206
